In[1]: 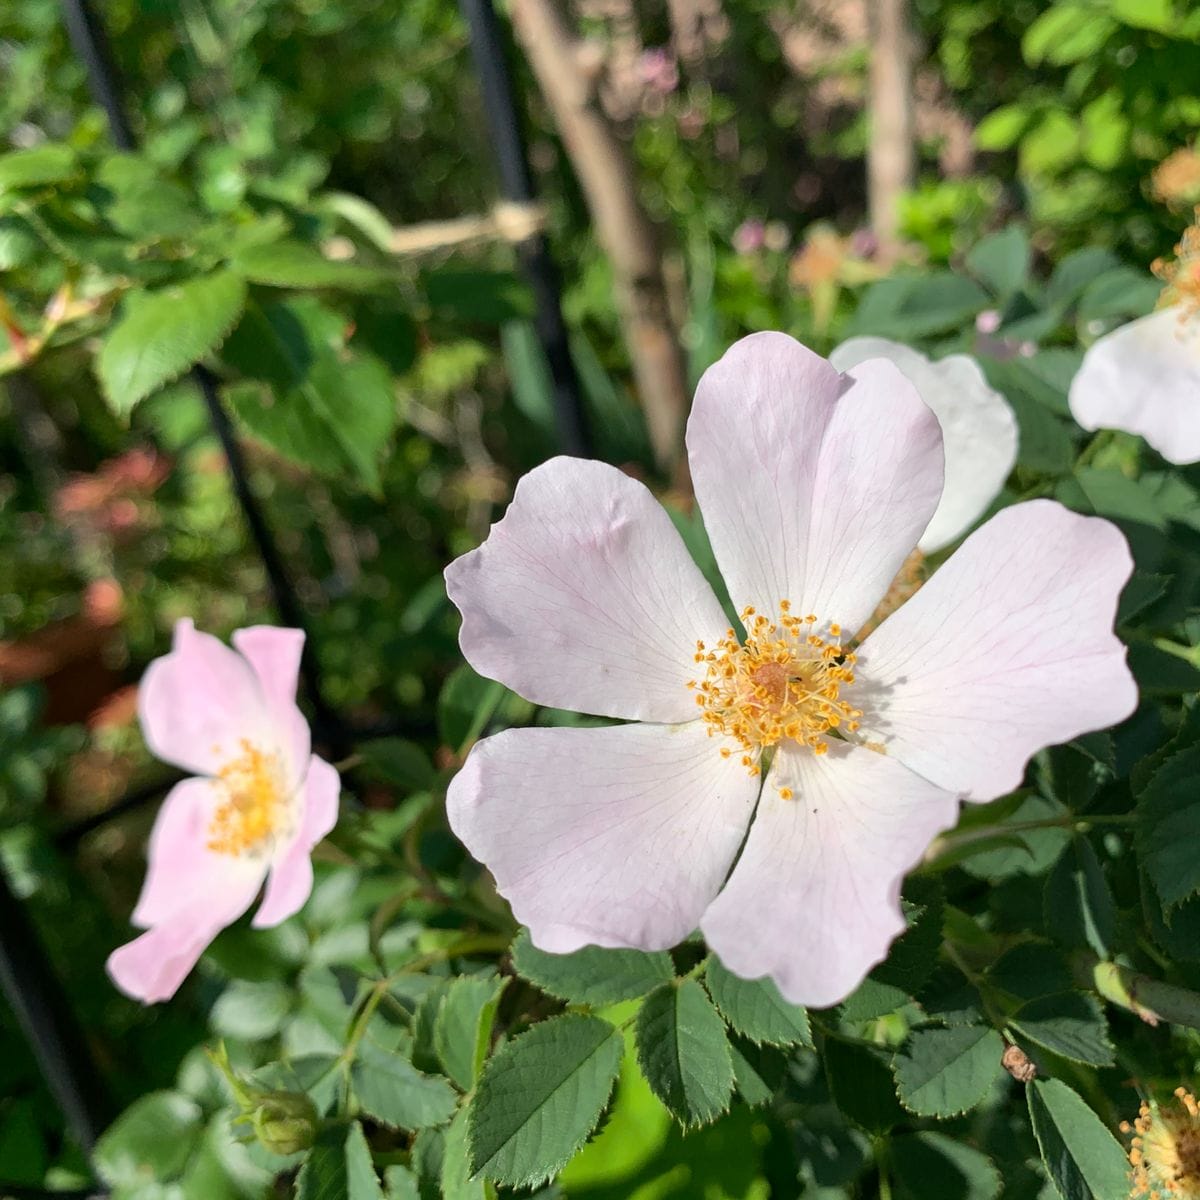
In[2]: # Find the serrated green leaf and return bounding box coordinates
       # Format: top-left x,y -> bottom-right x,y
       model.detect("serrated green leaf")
1044,839 -> 1116,957
919,966 -> 985,1027
1027,1078 -> 1129,1200
1138,741 -> 1200,913
891,1132 -> 1001,1200
824,1037 -> 905,1133
345,1123 -> 385,1200
705,956 -> 812,1047
989,942 -> 1073,1002
893,1026 -> 1005,1117
875,879 -> 945,995
95,1090 -> 203,1187
232,239 -> 386,290
383,1164 -> 420,1200
98,270 -> 247,415
965,225 -> 1030,297
636,979 -> 734,1128
295,1128 -> 350,1200
1011,992 -> 1114,1066
350,1042 -> 458,1130
728,1034 -> 788,1107
435,975 -> 507,1090
467,1013 -> 621,1187
511,928 -> 674,1007
441,1107 -> 488,1200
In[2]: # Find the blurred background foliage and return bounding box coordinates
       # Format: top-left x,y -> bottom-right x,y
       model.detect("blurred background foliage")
3,0 -> 1200,1196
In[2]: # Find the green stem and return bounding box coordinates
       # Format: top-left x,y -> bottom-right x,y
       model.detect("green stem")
921,812 -> 1134,872
1073,951 -> 1200,1031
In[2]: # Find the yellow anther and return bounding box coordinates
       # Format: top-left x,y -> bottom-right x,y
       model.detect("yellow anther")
1155,207 -> 1200,323
1125,1088 -> 1200,1199
207,739 -> 286,857
779,787 -> 793,800
686,602 -> 862,778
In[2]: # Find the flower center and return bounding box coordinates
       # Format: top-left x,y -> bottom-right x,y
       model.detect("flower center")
688,601 -> 862,788
1125,1087 -> 1200,1198
207,739 -> 288,857
1153,210 -> 1200,322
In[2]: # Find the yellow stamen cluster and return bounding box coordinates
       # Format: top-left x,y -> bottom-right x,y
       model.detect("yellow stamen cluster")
1153,209 -> 1200,322
1123,1087 -> 1200,1199
688,601 -> 862,794
208,739 -> 286,857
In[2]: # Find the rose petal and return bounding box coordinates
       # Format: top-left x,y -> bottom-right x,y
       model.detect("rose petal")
108,869 -> 263,1004
1069,307 -> 1200,465
445,457 -> 729,722
139,619 -> 271,776
232,626 -> 311,785
830,336 -> 1017,552
131,777 -> 235,927
700,741 -> 959,1007
855,499 -> 1136,801
254,755 -> 341,928
448,721 -> 759,952
688,332 -> 944,632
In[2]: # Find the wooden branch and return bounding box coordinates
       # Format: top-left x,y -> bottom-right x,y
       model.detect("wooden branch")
509,0 -> 690,475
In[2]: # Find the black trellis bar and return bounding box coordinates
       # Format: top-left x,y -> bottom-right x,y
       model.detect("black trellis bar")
0,865 -> 112,1153
58,0 -> 347,753
458,0 -> 593,459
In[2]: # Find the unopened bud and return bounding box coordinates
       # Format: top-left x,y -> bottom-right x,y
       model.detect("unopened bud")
249,1090 -> 319,1156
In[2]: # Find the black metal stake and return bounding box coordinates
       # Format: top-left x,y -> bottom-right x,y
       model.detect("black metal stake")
58,0 -> 347,754
0,865 -> 112,1153
458,0 -> 592,459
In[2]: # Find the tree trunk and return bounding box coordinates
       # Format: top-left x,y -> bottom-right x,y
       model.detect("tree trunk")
867,0 -> 915,262
509,0 -> 691,476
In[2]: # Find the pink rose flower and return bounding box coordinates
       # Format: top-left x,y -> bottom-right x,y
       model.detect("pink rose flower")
443,333 -> 1137,1007
107,621 -> 339,1003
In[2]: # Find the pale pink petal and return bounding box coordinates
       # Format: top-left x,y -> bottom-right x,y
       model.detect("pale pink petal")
830,337 -> 1018,552
700,742 -> 959,1007
688,332 -> 944,634
131,777 -> 227,928
1069,307 -> 1200,465
232,626 -> 311,785
107,870 -> 263,1004
855,500 -> 1136,801
254,755 -> 340,928
445,457 -> 729,722
447,721 -> 759,951
138,619 -> 271,776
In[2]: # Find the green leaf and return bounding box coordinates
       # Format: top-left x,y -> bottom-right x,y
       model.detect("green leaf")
960,795 -> 1072,880
232,239 -> 386,290
1010,992 -> 1114,1066
441,1107 -> 488,1200
357,737 -> 436,792
0,144 -> 77,191
350,1042 -> 458,1131
437,663 -> 529,751
297,1125 -> 383,1200
705,956 -> 812,1047
1078,269 -> 1160,322
98,270 -> 247,415
875,879 -> 945,995
511,928 -> 674,1007
1027,1078 -> 1129,1200
1138,741 -> 1200,913
422,267 -> 533,324
848,272 -> 988,339
210,979 -> 293,1041
823,1037 -> 905,1133
1020,110 -> 1081,175
345,1122 -> 385,1200
975,105 -> 1032,152
222,298 -> 397,490
95,1090 -> 203,1187
893,1026 -> 1005,1118
435,975 -> 508,1091
1044,839 -> 1117,957
989,942 -> 1073,1002
965,226 -> 1030,297
384,1164 -> 420,1200
1112,0 -> 1176,32
636,979 -> 735,1128
467,1013 -> 622,1187
891,1132 -> 1001,1200
1045,248 -> 1122,309
728,1035 -> 788,1107
1022,6 -> 1116,65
